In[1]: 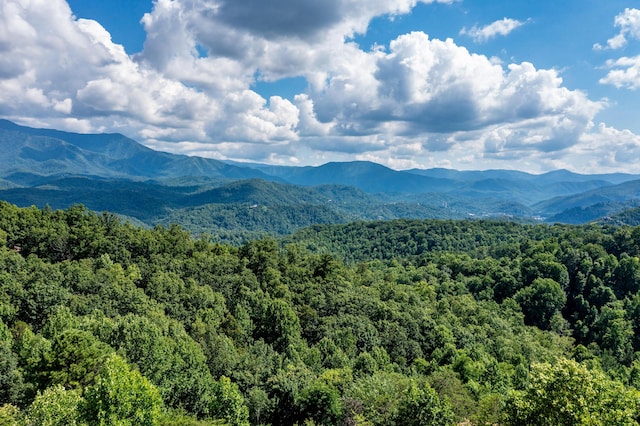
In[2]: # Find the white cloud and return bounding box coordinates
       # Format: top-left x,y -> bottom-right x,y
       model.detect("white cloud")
138,0 -> 454,85
569,123 -> 640,173
600,55 -> 640,90
0,0 -> 308,151
1,0 -> 640,173
594,8 -> 640,50
294,94 -> 333,136
318,32 -> 601,146
596,9 -> 640,90
460,18 -> 528,43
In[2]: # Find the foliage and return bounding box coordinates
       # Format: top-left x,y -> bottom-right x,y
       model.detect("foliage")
395,381 -> 454,426
0,404 -> 24,425
211,376 -> 249,426
82,354 -> 163,426
514,278 -> 566,330
504,358 -> 640,425
27,384 -> 84,426
0,203 -> 639,425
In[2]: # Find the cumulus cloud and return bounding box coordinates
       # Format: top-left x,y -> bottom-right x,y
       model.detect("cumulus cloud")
1,0 -> 639,172
460,18 -> 529,43
600,55 -> 640,90
318,32 -> 601,148
569,123 -> 640,173
0,0 -> 307,160
0,0 -> 201,126
593,8 -> 640,50
596,8 -> 640,91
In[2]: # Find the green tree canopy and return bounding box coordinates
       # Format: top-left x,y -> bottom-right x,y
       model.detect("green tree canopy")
83,354 -> 163,426
504,358 -> 640,425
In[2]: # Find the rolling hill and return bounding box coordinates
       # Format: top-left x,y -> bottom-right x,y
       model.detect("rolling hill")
0,119 -> 269,183
2,119 -> 640,237
534,180 -> 640,216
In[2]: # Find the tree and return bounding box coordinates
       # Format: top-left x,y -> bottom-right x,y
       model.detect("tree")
504,358 -> 640,425
395,381 -> 454,426
211,376 -> 249,426
27,384 -> 84,426
107,314 -> 218,417
240,238 -> 282,293
20,256 -> 69,329
264,364 -> 314,426
613,254 -> 640,299
246,387 -> 270,426
0,403 -> 23,425
344,371 -> 411,426
83,354 -> 163,426
514,278 -> 566,330
595,301 -> 634,365
297,379 -> 343,426
45,329 -> 111,389
256,297 -> 302,356
521,253 -> 569,289
0,319 -> 23,405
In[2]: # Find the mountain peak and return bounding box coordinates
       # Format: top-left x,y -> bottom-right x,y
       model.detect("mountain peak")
2,119 -> 640,224
0,119 -> 268,182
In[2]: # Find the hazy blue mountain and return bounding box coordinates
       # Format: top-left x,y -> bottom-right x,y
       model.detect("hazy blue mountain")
546,201 -> 640,224
407,167 -> 534,182
533,169 -> 636,185
3,119 -> 640,229
0,177 -> 190,220
533,179 -> 640,216
3,119 -> 638,199
408,168 -> 632,205
599,206 -> 640,226
409,167 -> 635,185
0,119 -> 269,183
252,161 -> 635,205
246,160 -> 458,193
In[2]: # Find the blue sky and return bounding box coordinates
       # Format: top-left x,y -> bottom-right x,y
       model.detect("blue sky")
2,0 -> 640,173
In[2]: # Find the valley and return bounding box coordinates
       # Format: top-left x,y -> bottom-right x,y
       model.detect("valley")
2,119 -> 640,243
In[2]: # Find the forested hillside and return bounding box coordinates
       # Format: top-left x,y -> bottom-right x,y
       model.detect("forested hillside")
4,119 -> 640,229
1,202 -> 640,424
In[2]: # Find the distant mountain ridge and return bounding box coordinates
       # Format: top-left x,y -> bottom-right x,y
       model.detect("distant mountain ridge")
2,118 -> 640,235
2,119 -> 636,196
534,179 -> 640,217
0,119 -> 270,183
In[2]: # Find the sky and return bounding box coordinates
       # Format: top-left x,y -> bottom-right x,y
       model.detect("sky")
1,0 -> 640,174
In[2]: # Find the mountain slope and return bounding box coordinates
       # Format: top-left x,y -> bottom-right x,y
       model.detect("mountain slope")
0,119 -> 268,182
600,206 -> 640,226
251,161 -> 637,205
534,179 -> 640,216
249,161 -> 458,193
3,119 -> 640,229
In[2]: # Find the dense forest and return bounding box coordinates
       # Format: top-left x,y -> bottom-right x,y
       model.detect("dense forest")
1,202 -> 640,424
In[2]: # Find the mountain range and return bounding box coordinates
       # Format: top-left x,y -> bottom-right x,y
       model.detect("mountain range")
1,118 -> 639,241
